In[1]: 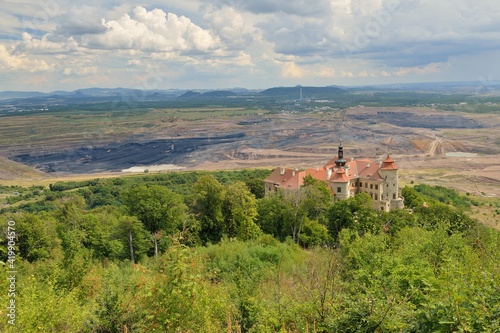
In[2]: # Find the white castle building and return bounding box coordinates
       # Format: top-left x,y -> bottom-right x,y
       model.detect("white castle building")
264,143 -> 404,211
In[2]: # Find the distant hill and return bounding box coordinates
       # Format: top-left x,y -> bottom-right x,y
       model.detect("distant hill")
0,88 -> 179,106
201,90 -> 237,98
178,91 -> 202,99
259,86 -> 345,98
346,81 -> 500,93
0,91 -> 48,100
178,90 -> 237,99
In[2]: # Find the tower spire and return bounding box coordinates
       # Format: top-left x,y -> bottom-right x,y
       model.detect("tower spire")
335,140 -> 347,167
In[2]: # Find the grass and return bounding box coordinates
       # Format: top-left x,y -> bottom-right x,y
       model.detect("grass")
470,198 -> 500,231
0,157 -> 46,180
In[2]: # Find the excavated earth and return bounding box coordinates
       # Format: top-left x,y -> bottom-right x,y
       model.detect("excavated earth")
2,106 -> 500,197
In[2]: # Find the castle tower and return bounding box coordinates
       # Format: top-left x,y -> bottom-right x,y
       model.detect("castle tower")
331,168 -> 350,200
329,141 -> 349,200
378,155 -> 404,209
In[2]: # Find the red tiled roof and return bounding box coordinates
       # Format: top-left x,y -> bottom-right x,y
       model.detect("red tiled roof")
305,168 -> 329,182
264,167 -> 296,185
282,171 -> 305,189
331,167 -> 350,182
381,155 -> 398,170
354,159 -> 381,180
371,170 -> 385,181
267,153 -> 399,191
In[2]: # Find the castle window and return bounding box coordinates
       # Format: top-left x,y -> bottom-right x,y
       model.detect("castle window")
365,183 -> 368,188
337,187 -> 342,193
393,193 -> 396,199
375,194 -> 378,200
375,185 -> 378,190
370,184 -> 373,189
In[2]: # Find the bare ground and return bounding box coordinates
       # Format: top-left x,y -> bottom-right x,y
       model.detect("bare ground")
1,106 -> 499,199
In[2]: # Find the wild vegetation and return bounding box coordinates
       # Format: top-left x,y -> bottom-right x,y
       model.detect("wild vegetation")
1,169 -> 498,332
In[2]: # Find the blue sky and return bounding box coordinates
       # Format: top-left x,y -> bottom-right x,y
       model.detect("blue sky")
1,0 -> 500,91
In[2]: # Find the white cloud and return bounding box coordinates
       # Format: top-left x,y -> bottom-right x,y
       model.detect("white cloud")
62,66 -> 97,76
281,61 -> 305,78
358,70 -> 369,78
82,6 -> 220,53
339,69 -> 354,78
316,66 -> 337,78
395,63 -> 441,77
15,33 -> 78,54
2,0 -> 500,90
203,5 -> 256,47
0,44 -> 54,72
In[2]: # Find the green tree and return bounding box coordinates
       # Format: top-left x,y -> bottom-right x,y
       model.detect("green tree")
301,175 -> 333,223
402,186 -> 427,209
299,218 -> 331,247
245,178 -> 266,199
53,195 -> 88,259
256,191 -> 293,240
116,215 -> 151,263
130,243 -> 227,332
279,178 -> 333,245
257,179 -> 332,245
223,182 -> 260,241
9,212 -> 59,262
123,185 -> 188,256
414,202 -> 476,233
191,175 -> 226,244
327,192 -> 378,240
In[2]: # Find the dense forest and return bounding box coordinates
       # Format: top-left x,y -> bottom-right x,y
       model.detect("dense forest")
1,170 -> 499,332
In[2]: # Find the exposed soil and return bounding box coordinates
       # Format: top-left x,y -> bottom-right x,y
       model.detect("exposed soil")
2,106 -> 499,198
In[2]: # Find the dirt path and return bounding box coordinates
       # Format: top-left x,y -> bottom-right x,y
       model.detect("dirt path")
427,137 -> 443,156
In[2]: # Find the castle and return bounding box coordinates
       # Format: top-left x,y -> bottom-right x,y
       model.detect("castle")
264,143 -> 404,211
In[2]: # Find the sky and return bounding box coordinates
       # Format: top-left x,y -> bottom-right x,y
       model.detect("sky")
1,0 -> 500,92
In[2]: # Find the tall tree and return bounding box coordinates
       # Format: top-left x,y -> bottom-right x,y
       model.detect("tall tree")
222,182 -> 260,241
327,192 -> 378,240
10,212 -> 59,262
117,215 -> 151,263
123,185 -> 188,256
54,195 -> 88,260
190,175 -> 225,244
256,191 -> 292,240
282,179 -> 333,244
